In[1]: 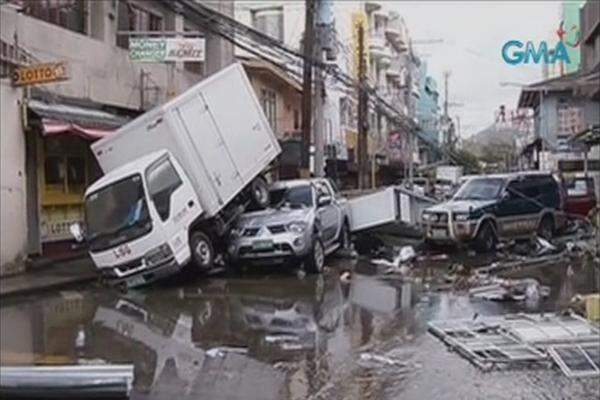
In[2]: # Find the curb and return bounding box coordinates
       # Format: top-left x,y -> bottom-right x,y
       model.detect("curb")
0,273 -> 98,300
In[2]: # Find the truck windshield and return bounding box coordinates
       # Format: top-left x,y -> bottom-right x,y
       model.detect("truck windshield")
85,175 -> 152,252
453,178 -> 505,201
270,185 -> 313,208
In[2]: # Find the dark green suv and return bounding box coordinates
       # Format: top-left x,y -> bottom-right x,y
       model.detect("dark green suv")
422,172 -> 565,252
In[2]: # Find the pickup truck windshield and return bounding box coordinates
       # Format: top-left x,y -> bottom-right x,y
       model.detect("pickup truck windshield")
85,175 -> 152,252
453,178 -> 505,201
270,185 -> 313,208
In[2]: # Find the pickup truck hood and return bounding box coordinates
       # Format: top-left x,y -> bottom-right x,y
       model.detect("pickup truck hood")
427,199 -> 496,214
236,207 -> 312,228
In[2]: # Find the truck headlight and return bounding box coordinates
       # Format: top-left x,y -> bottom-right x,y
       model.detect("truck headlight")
454,213 -> 470,222
230,227 -> 242,238
144,243 -> 173,266
287,221 -> 308,234
422,212 -> 434,222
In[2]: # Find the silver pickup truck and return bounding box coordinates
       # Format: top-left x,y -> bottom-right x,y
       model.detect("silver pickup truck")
227,178 -> 351,272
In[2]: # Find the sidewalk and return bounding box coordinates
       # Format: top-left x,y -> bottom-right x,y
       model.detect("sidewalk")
0,257 -> 98,298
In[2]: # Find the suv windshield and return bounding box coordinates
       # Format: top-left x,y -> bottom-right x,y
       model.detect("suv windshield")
85,175 -> 152,252
453,178 -> 505,201
270,185 -> 313,208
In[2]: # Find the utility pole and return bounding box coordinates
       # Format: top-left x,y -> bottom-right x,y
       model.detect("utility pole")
301,0 -> 316,174
357,24 -> 368,189
313,0 -> 327,177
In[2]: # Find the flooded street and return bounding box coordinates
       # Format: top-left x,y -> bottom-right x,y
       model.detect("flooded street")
1,256 -> 599,400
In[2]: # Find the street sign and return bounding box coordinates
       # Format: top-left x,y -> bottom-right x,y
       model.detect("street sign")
129,38 -> 205,62
12,62 -> 68,86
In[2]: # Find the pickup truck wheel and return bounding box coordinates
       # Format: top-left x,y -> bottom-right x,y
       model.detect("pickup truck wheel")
250,176 -> 270,209
537,215 -> 554,240
305,239 -> 325,274
338,222 -> 351,250
190,231 -> 214,270
474,222 -> 497,253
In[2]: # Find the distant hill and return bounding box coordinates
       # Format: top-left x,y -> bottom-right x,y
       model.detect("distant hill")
463,123 -> 517,157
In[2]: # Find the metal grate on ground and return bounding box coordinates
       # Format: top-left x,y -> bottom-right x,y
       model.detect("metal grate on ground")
428,312 -> 600,376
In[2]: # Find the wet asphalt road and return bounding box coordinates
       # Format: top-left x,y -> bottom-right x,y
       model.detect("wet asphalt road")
1,254 -> 599,400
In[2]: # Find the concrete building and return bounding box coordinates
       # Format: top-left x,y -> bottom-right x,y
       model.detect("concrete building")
0,0 -> 220,273
517,0 -> 599,178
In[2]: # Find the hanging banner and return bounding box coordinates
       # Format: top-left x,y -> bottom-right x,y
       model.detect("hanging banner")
129,38 -> 205,62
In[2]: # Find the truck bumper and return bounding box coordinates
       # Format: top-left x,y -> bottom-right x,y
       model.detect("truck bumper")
424,221 -> 477,244
228,232 -> 312,265
100,257 -> 183,288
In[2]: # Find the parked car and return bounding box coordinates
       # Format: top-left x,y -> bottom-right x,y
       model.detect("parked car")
564,176 -> 597,217
228,178 -> 351,272
422,172 -> 565,252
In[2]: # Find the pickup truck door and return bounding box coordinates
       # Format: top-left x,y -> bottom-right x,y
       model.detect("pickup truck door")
315,181 -> 341,245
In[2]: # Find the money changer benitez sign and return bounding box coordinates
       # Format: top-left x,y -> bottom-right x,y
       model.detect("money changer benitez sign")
129,38 -> 205,62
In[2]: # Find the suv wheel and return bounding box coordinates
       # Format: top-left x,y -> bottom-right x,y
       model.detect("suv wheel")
474,222 -> 497,253
190,231 -> 214,270
537,215 -> 554,240
305,239 -> 325,273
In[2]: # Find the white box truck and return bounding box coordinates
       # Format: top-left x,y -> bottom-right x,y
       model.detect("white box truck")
71,63 -> 281,289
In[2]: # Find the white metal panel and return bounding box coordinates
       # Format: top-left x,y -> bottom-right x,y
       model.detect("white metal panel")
200,64 -> 280,185
174,94 -> 242,208
347,187 -> 398,232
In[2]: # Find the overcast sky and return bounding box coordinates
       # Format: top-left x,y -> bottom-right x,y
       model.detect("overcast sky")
392,1 -> 562,138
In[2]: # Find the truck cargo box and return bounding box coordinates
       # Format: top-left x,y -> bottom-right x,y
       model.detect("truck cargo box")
91,63 -> 280,219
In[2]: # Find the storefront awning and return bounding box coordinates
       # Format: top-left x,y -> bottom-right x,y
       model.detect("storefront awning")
28,99 -> 130,140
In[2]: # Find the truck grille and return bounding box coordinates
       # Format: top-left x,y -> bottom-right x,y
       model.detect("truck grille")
432,212 -> 449,223
268,225 -> 286,234
115,256 -> 143,275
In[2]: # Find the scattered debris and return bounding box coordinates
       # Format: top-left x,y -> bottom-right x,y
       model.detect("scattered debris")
205,346 -> 248,358
536,237 -> 557,255
398,246 -> 416,263
358,352 -> 406,368
428,312 -> 600,378
339,270 -> 352,284
469,278 -> 550,302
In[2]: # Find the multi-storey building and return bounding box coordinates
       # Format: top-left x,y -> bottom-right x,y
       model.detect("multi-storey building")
0,0 -> 234,272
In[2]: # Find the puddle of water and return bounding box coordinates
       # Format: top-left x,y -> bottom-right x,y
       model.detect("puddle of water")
1,258 -> 598,399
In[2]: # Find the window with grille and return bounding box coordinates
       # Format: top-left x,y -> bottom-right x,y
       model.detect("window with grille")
260,89 -> 277,132
16,0 -> 85,34
117,1 -> 164,49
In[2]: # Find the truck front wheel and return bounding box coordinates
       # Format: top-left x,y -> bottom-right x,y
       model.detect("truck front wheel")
190,231 -> 214,270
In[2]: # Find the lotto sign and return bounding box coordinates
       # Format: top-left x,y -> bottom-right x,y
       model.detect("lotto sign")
12,62 -> 69,86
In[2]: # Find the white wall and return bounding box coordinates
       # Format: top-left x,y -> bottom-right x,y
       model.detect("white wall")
0,80 -> 27,275
0,5 -> 200,111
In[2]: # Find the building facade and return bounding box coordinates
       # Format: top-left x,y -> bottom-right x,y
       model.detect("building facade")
0,0 -> 215,272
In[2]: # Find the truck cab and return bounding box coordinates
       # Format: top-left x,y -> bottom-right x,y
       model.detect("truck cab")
79,150 -> 202,289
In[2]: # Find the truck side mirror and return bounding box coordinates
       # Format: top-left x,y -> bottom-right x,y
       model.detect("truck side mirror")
318,195 -> 332,207
69,222 -> 85,243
